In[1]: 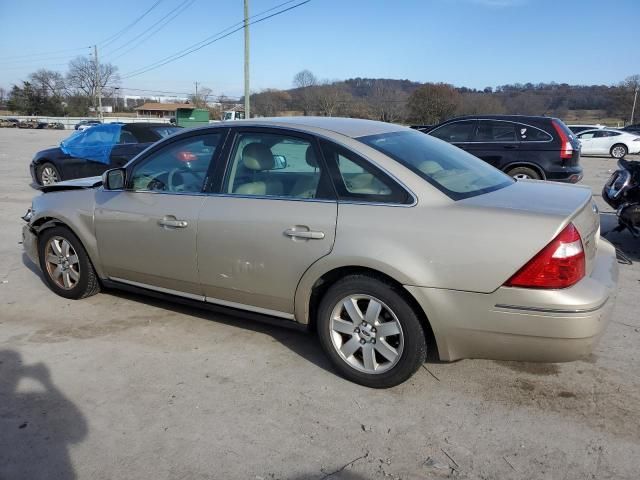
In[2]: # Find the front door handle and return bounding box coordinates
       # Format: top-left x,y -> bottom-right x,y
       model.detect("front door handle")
284,228 -> 325,240
158,216 -> 188,228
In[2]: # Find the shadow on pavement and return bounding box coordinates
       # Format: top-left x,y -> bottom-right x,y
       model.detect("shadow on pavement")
600,212 -> 640,262
103,288 -> 337,375
0,350 -> 88,480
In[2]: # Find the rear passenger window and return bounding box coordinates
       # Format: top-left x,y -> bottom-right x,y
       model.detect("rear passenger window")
474,121 -> 517,142
429,121 -> 475,143
320,140 -> 410,204
517,124 -> 552,142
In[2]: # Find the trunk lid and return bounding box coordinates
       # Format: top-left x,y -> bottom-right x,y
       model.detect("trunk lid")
462,179 -> 599,277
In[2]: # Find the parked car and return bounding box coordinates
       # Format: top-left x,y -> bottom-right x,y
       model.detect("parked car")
30,123 -> 182,185
409,124 -> 434,133
426,115 -> 583,182
576,128 -> 640,158
22,117 -> 617,388
622,123 -> 640,134
75,119 -> 102,131
0,118 -> 20,128
568,124 -> 605,134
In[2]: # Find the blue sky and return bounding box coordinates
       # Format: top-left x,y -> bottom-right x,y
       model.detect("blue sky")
0,0 -> 638,98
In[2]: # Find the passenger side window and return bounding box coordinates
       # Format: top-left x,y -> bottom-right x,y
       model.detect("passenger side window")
320,140 -> 409,204
579,132 -> 596,139
474,121 -> 517,142
429,121 -> 475,143
224,132 -> 333,199
517,124 -> 552,141
119,130 -> 138,144
129,133 -> 222,193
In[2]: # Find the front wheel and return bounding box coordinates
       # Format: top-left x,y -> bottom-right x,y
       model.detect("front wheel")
317,275 -> 427,388
38,226 -> 100,300
610,144 -> 628,159
37,162 -> 61,185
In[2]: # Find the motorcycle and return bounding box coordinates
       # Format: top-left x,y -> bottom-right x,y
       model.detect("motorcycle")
602,158 -> 640,237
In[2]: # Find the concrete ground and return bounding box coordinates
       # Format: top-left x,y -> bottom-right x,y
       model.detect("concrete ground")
1,128 -> 639,480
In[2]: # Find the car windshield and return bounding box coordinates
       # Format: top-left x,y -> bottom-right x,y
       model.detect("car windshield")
359,129 -> 514,200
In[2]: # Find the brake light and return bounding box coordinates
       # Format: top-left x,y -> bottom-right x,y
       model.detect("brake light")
505,223 -> 585,289
552,120 -> 573,160
175,151 -> 197,162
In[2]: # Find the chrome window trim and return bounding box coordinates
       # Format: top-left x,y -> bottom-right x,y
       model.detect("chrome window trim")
99,186 -> 208,197
109,277 -> 295,320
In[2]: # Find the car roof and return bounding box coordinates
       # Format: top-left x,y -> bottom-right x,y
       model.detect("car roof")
212,116 -> 407,138
440,114 -> 554,123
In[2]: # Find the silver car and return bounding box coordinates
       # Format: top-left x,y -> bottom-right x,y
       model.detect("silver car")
22,117 -> 618,388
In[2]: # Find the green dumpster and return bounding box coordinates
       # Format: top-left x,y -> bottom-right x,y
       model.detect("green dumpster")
175,108 -> 210,128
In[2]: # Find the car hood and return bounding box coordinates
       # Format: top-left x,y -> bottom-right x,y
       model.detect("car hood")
34,147 -> 64,159
40,176 -> 102,193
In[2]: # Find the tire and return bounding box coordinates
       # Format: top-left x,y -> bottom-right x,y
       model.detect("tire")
316,274 -> 427,388
610,144 -> 627,159
506,166 -> 541,180
37,162 -> 61,186
37,226 -> 100,300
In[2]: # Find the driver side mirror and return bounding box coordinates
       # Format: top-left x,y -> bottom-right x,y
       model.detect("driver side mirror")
102,168 -> 126,190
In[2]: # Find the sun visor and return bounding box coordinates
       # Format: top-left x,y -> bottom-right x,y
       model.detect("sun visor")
60,124 -> 122,164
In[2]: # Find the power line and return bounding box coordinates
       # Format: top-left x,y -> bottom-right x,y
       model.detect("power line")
103,0 -> 196,61
98,0 -> 164,48
120,0 -> 310,80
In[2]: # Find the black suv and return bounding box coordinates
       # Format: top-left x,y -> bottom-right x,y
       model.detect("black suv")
424,115 -> 582,182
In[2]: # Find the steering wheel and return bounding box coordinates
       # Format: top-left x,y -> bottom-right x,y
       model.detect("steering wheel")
168,168 -> 188,192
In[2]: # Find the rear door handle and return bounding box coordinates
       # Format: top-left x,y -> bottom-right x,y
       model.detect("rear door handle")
284,228 -> 325,240
158,216 -> 188,228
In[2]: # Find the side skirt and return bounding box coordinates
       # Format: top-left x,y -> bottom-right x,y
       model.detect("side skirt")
101,279 -> 310,333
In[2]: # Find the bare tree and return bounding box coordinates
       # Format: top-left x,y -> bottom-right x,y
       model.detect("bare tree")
457,92 -> 506,116
0,87 -> 6,106
369,80 -> 407,123
66,56 -> 120,107
29,69 -> 66,98
189,86 -> 213,108
407,83 -> 462,124
315,82 -> 350,117
251,89 -> 291,117
292,69 -> 318,115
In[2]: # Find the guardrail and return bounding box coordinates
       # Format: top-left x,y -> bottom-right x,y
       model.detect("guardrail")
0,115 -> 172,130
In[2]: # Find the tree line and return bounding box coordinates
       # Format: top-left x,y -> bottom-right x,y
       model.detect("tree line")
2,61 -> 638,125
250,70 -> 640,125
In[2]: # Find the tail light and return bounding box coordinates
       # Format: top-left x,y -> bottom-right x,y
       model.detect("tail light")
175,151 -> 197,162
505,223 -> 585,289
552,120 -> 573,160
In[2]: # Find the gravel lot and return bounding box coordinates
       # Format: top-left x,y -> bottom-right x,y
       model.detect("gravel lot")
1,128 -> 639,480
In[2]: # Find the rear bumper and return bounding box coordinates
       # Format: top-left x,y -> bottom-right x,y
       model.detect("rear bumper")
405,238 -> 618,362
544,165 -> 583,183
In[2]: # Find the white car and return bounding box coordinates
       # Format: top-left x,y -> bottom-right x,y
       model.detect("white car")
568,124 -> 605,134
576,128 -> 640,159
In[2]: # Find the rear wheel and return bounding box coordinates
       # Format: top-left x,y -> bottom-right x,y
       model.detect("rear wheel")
316,275 -> 427,388
507,166 -> 541,180
610,144 -> 627,159
38,226 -> 100,299
37,162 -> 61,185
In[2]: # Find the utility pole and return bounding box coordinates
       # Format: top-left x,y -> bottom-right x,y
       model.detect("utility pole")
244,0 -> 250,118
631,85 -> 639,125
194,81 -> 199,106
94,45 -> 103,120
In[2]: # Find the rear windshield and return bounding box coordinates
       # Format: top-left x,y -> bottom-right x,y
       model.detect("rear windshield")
359,130 -> 513,200
152,126 -> 182,138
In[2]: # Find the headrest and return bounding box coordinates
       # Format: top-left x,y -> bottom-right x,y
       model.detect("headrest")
242,143 -> 274,171
305,146 -> 318,168
417,160 -> 443,175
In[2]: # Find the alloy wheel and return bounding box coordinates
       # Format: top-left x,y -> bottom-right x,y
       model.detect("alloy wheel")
41,166 -> 59,185
612,145 -> 627,159
44,236 -> 81,290
329,294 -> 404,374
513,173 -> 532,180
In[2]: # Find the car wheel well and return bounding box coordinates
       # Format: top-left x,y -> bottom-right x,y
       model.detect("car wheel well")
308,266 -> 439,360
504,163 -> 544,179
